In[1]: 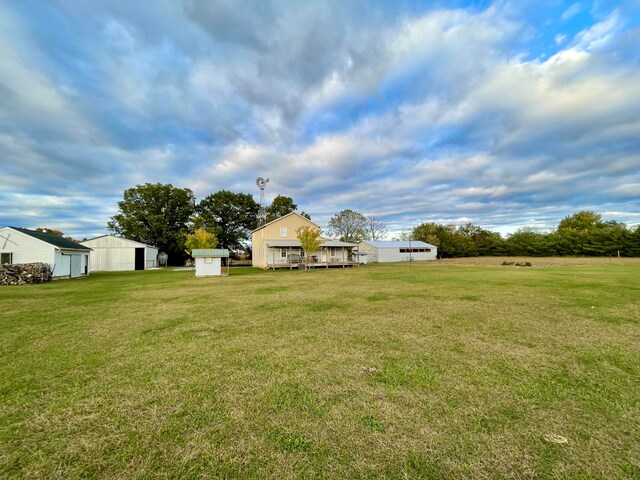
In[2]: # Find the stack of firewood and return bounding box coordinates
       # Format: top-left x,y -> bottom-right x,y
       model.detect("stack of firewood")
0,263 -> 52,285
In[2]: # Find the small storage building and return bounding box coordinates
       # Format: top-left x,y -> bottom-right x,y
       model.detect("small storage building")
80,235 -> 159,271
192,249 -> 229,277
359,240 -> 437,263
0,226 -> 91,279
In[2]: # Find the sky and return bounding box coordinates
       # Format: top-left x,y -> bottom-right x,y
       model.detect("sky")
1,0 -> 639,239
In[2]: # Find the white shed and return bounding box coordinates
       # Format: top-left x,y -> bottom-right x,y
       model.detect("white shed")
359,240 -> 437,263
80,235 -> 159,271
0,226 -> 91,279
192,249 -> 229,277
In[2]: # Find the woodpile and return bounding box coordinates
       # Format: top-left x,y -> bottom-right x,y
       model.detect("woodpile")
0,263 -> 52,285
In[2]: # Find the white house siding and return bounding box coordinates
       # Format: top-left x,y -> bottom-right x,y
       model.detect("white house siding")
0,229 -> 54,266
195,257 -> 221,277
81,235 -> 158,271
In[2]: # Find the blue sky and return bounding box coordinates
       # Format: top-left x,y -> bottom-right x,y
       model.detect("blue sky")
1,0 -> 639,238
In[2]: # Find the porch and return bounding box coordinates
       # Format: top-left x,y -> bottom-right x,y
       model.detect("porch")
264,239 -> 360,270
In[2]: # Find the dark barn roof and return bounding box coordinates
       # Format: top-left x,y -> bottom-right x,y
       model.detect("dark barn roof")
9,227 -> 91,251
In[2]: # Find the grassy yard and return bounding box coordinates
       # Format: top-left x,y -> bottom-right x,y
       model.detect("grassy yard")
1,259 -> 639,479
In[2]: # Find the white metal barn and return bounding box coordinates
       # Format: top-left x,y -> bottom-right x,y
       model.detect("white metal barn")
80,235 -> 159,271
0,226 -> 91,279
192,249 -> 229,277
358,240 -> 438,263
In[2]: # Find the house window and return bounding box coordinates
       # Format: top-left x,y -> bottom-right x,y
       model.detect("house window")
281,249 -> 287,258
280,227 -> 287,237
1,252 -> 12,264
204,257 -> 213,264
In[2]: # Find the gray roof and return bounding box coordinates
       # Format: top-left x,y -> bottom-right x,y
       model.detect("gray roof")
362,240 -> 436,249
265,239 -> 358,248
191,249 -> 229,257
321,239 -> 359,247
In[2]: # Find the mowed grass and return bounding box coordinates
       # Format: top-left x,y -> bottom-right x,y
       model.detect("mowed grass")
1,260 -> 639,479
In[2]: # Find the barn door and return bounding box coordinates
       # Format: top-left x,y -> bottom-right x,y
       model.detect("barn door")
134,248 -> 145,270
70,255 -> 81,278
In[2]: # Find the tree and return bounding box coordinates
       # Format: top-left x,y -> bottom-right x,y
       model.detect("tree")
364,216 -> 387,241
267,195 -> 297,222
185,228 -> 218,254
198,190 -> 259,251
557,211 -> 603,233
296,226 -> 323,270
35,227 -> 64,236
328,209 -> 367,242
108,183 -> 195,264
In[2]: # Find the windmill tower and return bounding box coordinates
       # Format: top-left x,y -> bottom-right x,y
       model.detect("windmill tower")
256,177 -> 270,226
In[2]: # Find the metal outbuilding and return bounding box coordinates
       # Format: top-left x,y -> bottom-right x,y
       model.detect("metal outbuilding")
80,235 -> 159,271
358,240 -> 438,263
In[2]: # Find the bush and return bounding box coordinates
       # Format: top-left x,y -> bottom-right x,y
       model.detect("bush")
501,261 -> 514,266
515,262 -> 532,267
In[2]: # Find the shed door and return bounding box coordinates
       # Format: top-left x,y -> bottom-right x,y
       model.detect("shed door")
135,248 -> 145,270
70,255 -> 82,278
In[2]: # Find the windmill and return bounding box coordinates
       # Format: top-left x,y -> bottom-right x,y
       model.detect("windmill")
256,177 -> 270,226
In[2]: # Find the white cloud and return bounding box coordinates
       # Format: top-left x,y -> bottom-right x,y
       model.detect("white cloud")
561,3 -> 582,21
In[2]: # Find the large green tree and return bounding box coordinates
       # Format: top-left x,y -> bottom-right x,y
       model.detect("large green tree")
198,190 -> 259,250
108,183 -> 195,264
328,209 -> 367,242
267,195 -> 297,222
557,210 -> 604,233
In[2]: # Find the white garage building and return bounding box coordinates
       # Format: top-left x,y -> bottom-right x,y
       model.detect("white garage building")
358,240 -> 437,263
0,226 -> 91,279
81,235 -> 159,271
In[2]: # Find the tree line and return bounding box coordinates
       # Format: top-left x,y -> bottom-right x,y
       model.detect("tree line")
107,183 -> 307,264
407,211 -> 640,258
105,184 -> 639,264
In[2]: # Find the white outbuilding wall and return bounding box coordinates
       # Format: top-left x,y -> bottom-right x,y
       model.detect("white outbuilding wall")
359,241 -> 437,263
81,235 -> 158,271
195,257 -> 222,277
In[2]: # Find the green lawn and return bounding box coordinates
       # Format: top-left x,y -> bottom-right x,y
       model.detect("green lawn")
1,261 -> 639,479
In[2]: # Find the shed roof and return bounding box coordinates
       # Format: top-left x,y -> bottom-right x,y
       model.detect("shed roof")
191,249 -> 230,257
8,227 -> 91,251
264,239 -> 358,248
362,240 -> 436,249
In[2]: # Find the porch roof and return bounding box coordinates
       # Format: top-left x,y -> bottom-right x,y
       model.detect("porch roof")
264,239 -> 358,248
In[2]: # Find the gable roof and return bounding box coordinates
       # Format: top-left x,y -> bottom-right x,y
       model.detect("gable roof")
7,227 -> 91,251
251,212 -> 319,233
361,240 -> 437,249
81,234 -> 158,248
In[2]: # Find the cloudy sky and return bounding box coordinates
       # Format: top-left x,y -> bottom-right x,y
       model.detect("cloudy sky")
1,0 -> 639,238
